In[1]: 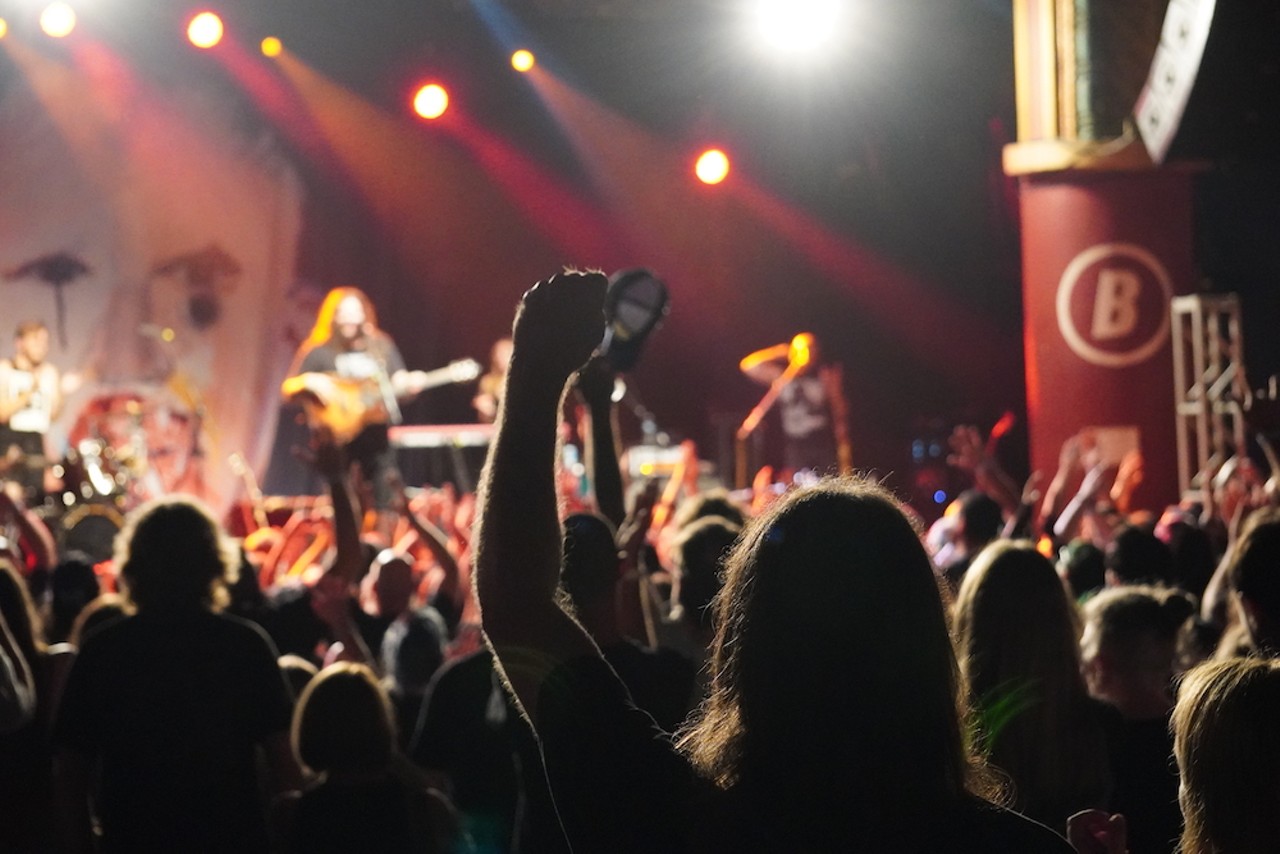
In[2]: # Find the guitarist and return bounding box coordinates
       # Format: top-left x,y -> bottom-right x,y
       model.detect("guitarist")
0,320 -> 61,502
283,287 -> 433,525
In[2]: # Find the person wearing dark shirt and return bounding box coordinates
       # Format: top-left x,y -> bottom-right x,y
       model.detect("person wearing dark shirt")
289,662 -> 462,854
281,287 -> 435,523
410,647 -> 570,854
1081,586 -> 1195,854
52,496 -> 300,852
474,272 -> 1072,852
561,512 -> 696,733
739,332 -> 849,476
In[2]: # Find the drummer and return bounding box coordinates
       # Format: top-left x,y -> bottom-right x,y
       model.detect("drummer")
0,321 -> 61,501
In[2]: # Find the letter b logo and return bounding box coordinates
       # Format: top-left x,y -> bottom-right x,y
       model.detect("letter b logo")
1091,268 -> 1141,340
1057,243 -> 1173,368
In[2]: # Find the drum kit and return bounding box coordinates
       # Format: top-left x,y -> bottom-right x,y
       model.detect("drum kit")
33,392 -> 198,562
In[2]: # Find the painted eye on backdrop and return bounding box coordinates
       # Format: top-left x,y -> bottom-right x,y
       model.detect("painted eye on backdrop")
151,243 -> 242,331
3,251 -> 93,347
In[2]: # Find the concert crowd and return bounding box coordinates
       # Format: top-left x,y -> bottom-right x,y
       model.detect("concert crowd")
2,272 -> 1280,853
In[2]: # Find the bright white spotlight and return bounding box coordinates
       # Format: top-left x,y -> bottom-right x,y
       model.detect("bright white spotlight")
40,2 -> 77,39
187,12 -> 224,49
749,0 -> 844,55
412,84 -> 449,120
695,149 -> 730,185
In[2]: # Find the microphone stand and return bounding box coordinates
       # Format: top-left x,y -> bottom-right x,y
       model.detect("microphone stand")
615,379 -> 662,446
373,358 -> 403,427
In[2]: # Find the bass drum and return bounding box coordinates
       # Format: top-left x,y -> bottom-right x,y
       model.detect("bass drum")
59,501 -> 125,565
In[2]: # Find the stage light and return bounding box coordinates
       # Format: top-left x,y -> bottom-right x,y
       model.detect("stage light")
187,12 -> 223,49
511,50 -> 535,72
261,36 -> 282,57
749,0 -> 843,54
412,83 -> 449,120
695,149 -> 730,185
40,3 -> 76,39
0,18 -> 7,39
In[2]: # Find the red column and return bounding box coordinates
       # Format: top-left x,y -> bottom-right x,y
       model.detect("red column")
1019,169 -> 1195,510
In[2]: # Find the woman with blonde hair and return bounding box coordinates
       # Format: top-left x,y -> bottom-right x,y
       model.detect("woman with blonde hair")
1173,657 -> 1280,854
953,540 -> 1110,832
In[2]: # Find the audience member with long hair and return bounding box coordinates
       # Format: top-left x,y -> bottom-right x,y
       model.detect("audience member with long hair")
953,540 -> 1110,832
52,495 -> 301,852
1173,656 -> 1280,854
474,271 -> 1072,852
0,558 -> 71,851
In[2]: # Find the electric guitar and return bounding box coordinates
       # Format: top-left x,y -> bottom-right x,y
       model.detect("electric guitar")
283,358 -> 481,445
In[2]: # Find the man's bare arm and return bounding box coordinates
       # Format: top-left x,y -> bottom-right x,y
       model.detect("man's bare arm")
474,272 -> 608,719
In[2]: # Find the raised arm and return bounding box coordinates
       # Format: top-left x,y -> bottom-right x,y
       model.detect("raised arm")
474,272 -> 607,718
398,487 -> 467,626
575,355 -> 626,528
738,341 -> 790,385
303,435 -> 374,665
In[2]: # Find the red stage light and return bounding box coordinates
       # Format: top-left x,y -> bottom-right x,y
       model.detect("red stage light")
40,3 -> 76,39
187,12 -> 224,49
413,84 -> 449,120
695,149 -> 730,185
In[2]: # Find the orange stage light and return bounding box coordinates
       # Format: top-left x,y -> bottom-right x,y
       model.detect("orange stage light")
511,50 -> 535,72
40,3 -> 76,39
695,149 -> 730,185
261,37 -> 282,57
187,12 -> 223,49
412,83 -> 449,120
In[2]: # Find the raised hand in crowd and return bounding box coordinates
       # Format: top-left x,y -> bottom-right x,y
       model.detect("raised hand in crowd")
474,270 -> 609,715
1042,432 -> 1086,533
392,479 -> 468,635
574,354 -> 626,528
947,421 -> 1021,516
1002,470 -> 1044,540
615,478 -> 660,649
1110,449 -> 1144,516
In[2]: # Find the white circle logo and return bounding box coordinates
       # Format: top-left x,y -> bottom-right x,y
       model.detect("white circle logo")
1056,242 -> 1173,368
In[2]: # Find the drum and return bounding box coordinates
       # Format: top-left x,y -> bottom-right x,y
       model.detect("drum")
57,439 -> 128,504
59,501 -> 125,564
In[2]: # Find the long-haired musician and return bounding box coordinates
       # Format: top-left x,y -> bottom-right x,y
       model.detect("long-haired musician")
281,287 -> 429,519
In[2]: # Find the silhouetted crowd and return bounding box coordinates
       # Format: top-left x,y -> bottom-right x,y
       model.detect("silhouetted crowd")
4,272 -> 1280,853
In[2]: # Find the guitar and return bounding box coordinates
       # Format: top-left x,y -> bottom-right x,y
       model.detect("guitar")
282,358 -> 481,444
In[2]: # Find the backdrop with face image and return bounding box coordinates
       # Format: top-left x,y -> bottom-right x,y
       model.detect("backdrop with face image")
0,55 -> 308,513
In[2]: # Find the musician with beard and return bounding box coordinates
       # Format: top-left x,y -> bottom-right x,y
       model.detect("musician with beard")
282,288 -> 433,525
0,321 -> 61,502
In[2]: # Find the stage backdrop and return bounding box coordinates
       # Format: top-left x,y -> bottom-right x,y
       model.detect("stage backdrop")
0,63 -> 309,514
